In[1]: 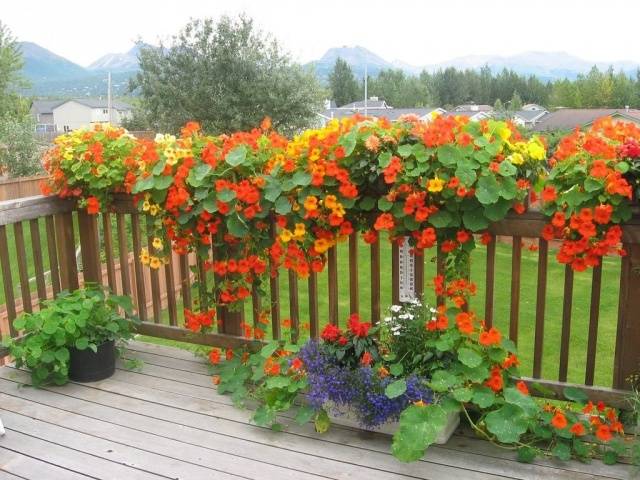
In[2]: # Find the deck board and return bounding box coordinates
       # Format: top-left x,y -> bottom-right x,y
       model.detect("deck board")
0,340 -> 634,480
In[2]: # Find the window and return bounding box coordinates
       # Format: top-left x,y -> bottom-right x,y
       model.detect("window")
102,109 -> 109,114
63,125 -> 71,132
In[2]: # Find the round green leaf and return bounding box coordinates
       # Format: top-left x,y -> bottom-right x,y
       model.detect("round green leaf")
458,347 -> 483,368
485,404 -> 528,443
385,379 -> 407,399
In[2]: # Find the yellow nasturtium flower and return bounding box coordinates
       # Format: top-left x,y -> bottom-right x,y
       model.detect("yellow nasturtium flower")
139,248 -> 150,265
509,152 -> 524,165
427,176 -> 445,193
149,257 -> 162,269
293,223 -> 306,239
498,126 -> 512,141
279,229 -> 293,243
527,138 -> 546,161
313,238 -> 332,254
304,196 -> 318,211
152,237 -> 163,250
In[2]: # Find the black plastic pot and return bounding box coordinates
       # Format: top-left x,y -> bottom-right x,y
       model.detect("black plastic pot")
68,339 -> 115,382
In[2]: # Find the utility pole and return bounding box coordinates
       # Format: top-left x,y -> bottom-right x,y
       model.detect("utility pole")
364,63 -> 368,116
107,72 -> 113,124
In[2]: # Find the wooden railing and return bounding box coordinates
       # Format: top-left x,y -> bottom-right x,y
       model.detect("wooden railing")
1,194 -> 640,408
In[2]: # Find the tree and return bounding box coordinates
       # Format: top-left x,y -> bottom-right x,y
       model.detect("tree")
509,91 -> 523,111
368,69 -> 431,107
328,58 -> 361,107
0,115 -> 43,177
131,15 -> 323,134
0,21 -> 28,115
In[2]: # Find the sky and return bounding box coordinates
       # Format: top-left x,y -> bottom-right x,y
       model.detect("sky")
3,0 -> 640,67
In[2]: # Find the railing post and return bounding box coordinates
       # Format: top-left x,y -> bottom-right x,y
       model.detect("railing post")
613,243 -> 640,389
54,211 -> 79,290
77,210 -> 102,285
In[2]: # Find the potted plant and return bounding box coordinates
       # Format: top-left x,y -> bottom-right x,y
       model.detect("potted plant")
5,285 -> 137,386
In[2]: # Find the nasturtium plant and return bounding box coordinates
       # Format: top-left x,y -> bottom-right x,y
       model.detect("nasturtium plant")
5,285 -> 137,386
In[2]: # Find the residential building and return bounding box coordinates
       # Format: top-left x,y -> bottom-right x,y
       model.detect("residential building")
52,99 -> 133,132
453,104 -> 493,113
317,98 -> 445,125
512,109 -> 549,128
532,108 -> 640,131
521,103 -> 546,112
30,100 -> 64,132
443,110 -> 492,122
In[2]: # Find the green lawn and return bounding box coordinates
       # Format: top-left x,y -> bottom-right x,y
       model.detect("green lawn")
140,238 -> 621,389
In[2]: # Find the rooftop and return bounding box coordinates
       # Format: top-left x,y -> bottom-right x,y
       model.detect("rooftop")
533,108 -> 640,131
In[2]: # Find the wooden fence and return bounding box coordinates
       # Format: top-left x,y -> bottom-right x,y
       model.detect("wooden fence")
1,194 -> 640,408
0,175 -> 47,201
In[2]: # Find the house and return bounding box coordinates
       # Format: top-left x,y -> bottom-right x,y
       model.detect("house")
453,104 -> 493,113
50,99 -> 133,132
512,109 -> 549,128
532,108 -> 640,131
443,110 -> 492,122
336,97 -> 392,110
522,103 -> 546,112
30,100 -> 64,132
317,98 -> 446,125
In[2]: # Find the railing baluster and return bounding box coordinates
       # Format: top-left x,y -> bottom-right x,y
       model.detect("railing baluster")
509,236 -> 522,344
164,254 -> 178,326
371,239 -> 381,325
308,271 -> 319,339
558,265 -> 574,382
288,270 -> 299,343
102,213 -> 117,291
391,243 -> 399,305
44,215 -> 61,295
414,250 -> 424,300
328,246 -> 338,325
178,254 -> 192,311
269,224 -> 281,340
146,217 -> 162,323
77,211 -> 102,284
0,225 -> 17,337
436,247 -> 445,306
13,222 -> 32,314
130,212 -> 147,321
116,213 -> 131,297
348,233 -> 359,314
29,219 -> 47,303
585,264 -> 603,386
532,238 -> 548,378
484,238 -> 496,328
251,283 -> 261,329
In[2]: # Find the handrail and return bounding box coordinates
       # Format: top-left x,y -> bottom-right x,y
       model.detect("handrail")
0,195 -> 75,226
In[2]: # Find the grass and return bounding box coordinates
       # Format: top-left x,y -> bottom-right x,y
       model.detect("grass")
139,237 -> 622,389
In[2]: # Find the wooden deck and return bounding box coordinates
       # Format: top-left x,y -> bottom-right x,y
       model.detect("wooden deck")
0,341 -> 634,480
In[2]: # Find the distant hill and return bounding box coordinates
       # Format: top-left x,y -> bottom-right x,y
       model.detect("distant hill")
18,42 -> 139,96
88,43 -> 149,72
308,46 -> 396,79
309,46 -> 640,82
19,41 -> 87,81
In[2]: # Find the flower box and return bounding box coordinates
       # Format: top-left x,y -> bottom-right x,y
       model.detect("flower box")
325,402 -> 460,444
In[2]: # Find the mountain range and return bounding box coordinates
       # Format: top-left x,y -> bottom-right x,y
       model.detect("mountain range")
17,42 -> 640,97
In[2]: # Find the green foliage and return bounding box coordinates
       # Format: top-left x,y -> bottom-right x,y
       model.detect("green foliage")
0,21 -> 28,116
329,58 -> 361,108
5,285 -> 137,386
0,114 -> 44,177
131,15 -> 323,134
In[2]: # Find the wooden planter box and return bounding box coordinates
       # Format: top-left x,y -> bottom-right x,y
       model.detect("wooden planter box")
326,403 -> 460,444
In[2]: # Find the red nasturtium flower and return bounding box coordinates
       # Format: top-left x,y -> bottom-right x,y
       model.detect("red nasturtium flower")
570,422 -> 586,436
86,196 -> 100,214
360,351 -> 373,366
551,411 -> 568,430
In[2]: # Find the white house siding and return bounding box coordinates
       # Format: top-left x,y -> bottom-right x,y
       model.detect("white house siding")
53,101 -> 131,131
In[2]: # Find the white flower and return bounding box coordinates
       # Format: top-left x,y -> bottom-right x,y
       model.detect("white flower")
390,305 -> 402,313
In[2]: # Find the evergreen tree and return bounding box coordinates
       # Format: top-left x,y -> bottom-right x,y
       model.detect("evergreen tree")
509,91 -> 523,111
328,58 -> 361,107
